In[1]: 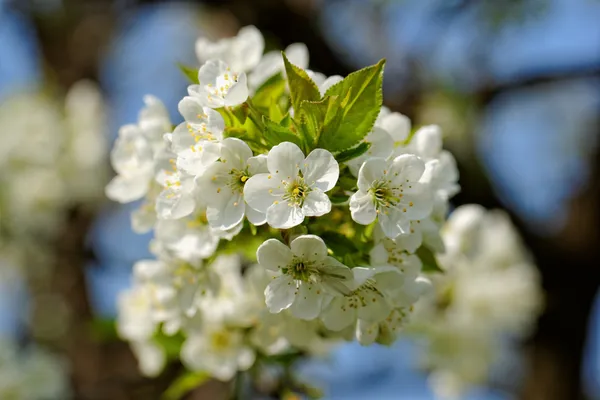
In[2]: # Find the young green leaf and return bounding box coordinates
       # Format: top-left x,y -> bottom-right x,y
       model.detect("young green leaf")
317,59 -> 385,152
416,246 -> 444,273
282,52 -> 320,113
263,116 -> 305,149
334,142 -> 372,163
177,63 -> 199,84
297,96 -> 343,151
162,371 -> 210,400
253,73 -> 288,122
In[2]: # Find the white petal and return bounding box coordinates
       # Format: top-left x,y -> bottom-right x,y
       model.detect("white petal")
301,149 -> 339,192
217,138 -> 251,172
290,283 -> 323,320
267,142 -> 303,180
224,72 -> 249,107
321,297 -> 356,331
388,154 -> 426,184
243,174 -> 281,213
290,234 -> 328,262
369,243 -> 389,266
413,125 -> 442,159
178,96 -> 204,124
356,319 -> 379,346
349,191 -> 377,225
320,75 -> 343,96
170,122 -> 196,153
234,26 -> 265,71
105,175 -> 149,203
265,275 -> 296,313
176,141 -> 221,176
206,192 -> 245,230
285,43 -> 309,69
302,190 -> 331,217
378,208 -> 410,239
266,201 -> 305,229
400,187 -> 433,220
247,154 -> 268,175
199,59 -> 228,84
156,189 -> 195,219
245,204 -> 267,226
357,157 -> 386,192
351,267 -> 377,289
257,239 -> 293,271
378,112 -> 411,143
395,227 -> 423,254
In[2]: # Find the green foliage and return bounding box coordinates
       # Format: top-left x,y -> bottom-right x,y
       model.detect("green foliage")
162,371 -> 210,400
263,116 -> 305,149
253,73 -> 288,122
321,231 -> 359,257
417,246 -> 443,273
334,142 -> 371,163
317,59 -> 385,152
177,63 -> 199,84
296,96 -> 343,153
282,53 -> 320,113
153,331 -> 186,360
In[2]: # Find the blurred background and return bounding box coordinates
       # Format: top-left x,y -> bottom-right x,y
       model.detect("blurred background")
0,0 -> 599,399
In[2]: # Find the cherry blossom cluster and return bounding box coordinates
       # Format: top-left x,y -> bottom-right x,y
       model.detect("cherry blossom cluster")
0,336 -> 70,399
0,82 -> 108,271
409,205 -> 543,399
108,26 -> 543,393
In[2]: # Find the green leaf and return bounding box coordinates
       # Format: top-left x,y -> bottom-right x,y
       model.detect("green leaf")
335,142 -> 371,163
282,52 -> 320,113
162,371 -> 210,400
321,231 -> 359,257
253,73 -> 288,122
338,175 -> 358,191
177,63 -> 199,84
416,246 -> 443,273
89,318 -> 118,341
297,96 -> 343,151
318,59 -> 385,152
263,116 -> 305,149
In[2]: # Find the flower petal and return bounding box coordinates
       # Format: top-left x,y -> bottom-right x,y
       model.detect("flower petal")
377,112 -> 411,143
388,154 -> 426,184
289,283 -> 323,320
265,275 -> 296,313
356,319 -> 379,346
206,192 -> 245,230
302,190 -> 331,217
290,235 -> 328,262
267,142 -> 303,180
243,173 -> 281,213
245,204 -> 267,226
349,191 -> 377,225
321,297 -> 355,331
266,201 -> 305,229
357,157 -> 387,192
257,239 -> 293,271
220,137 -> 252,171
301,149 -> 339,192
224,72 -> 249,107
106,175 -> 149,203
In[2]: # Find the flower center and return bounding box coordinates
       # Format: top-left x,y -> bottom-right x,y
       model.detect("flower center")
209,71 -> 240,98
282,259 -> 316,281
227,168 -> 250,191
368,179 -> 407,212
210,330 -> 232,350
284,178 -> 310,207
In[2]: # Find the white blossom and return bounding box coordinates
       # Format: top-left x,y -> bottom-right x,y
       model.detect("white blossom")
248,43 -> 309,89
181,325 -> 255,381
244,142 -> 339,229
350,154 -> 433,238
196,25 -> 264,73
256,235 -> 352,320
189,60 -> 249,108
196,138 -> 268,229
